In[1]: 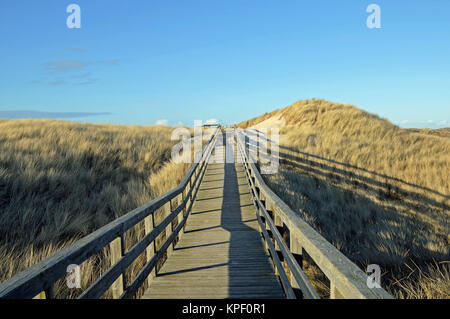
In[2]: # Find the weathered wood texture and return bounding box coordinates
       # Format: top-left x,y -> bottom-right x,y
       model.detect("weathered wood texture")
236,129 -> 393,299
236,132 -> 318,299
142,139 -> 284,299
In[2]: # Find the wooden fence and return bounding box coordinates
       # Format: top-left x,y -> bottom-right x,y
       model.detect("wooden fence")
235,129 -> 393,299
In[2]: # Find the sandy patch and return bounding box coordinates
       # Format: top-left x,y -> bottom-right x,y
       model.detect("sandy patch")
250,115 -> 286,130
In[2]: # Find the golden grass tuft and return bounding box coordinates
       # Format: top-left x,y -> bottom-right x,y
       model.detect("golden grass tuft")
0,119 -> 191,298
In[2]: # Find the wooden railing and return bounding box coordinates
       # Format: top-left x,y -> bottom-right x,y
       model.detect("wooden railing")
0,128 -> 219,299
235,129 -> 393,299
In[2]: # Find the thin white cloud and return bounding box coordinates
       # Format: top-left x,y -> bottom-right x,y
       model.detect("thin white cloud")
45,59 -> 119,73
49,79 -> 68,86
156,119 -> 169,126
71,72 -> 91,79
75,78 -> 98,86
42,59 -> 118,86
97,59 -> 119,65
65,48 -> 87,53
0,110 -> 111,119
205,118 -> 219,125
45,60 -> 90,73
397,119 -> 450,129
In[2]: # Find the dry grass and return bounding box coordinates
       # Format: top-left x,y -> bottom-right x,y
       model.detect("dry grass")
406,128 -> 450,139
0,119 -> 191,298
239,98 -> 450,299
392,261 -> 450,299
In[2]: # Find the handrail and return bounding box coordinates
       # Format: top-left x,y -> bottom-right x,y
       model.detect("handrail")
235,131 -> 319,299
0,128 -> 219,299
235,129 -> 393,299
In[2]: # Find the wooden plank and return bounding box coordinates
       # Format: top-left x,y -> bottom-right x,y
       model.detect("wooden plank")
176,193 -> 184,243
290,232 -> 304,296
164,201 -> 174,256
144,292 -> 285,299
144,214 -> 156,286
121,201 -> 192,299
109,237 -> 124,299
255,212 -> 295,299
258,200 -> 319,299
79,200 -> 187,299
142,138 -> 284,299
330,282 -> 345,299
121,144 -> 213,299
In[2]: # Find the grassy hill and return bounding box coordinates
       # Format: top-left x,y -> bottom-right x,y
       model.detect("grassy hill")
0,119 -> 190,297
239,99 -> 450,298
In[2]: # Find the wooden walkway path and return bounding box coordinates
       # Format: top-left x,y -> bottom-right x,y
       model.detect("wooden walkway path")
142,135 -> 284,298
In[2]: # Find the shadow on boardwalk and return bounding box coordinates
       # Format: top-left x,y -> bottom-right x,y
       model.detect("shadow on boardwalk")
219,132 -> 283,298
142,131 -> 284,298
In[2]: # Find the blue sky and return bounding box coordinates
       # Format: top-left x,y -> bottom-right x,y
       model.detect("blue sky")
0,1 -> 449,128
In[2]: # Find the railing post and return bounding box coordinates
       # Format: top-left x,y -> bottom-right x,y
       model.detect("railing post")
280,222 -> 290,276
189,176 -> 193,202
259,191 -> 265,205
177,192 -> 185,239
273,211 -> 284,276
330,282 -> 344,299
144,213 -> 156,286
110,235 -> 125,299
185,184 -> 191,217
165,200 -> 174,256
44,285 -> 54,299
193,160 -> 198,180
264,201 -> 273,259
290,232 -> 303,270
289,231 -> 304,297
183,188 -> 188,219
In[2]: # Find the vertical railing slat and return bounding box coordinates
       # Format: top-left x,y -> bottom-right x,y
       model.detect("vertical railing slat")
110,236 -> 124,299
165,200 -> 174,257
289,232 -> 304,297
144,213 -> 156,286
330,282 -> 344,299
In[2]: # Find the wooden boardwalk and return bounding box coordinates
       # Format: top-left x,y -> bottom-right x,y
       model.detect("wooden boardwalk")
0,127 -> 393,300
142,136 -> 284,299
